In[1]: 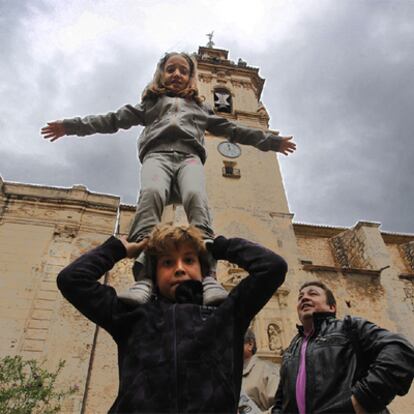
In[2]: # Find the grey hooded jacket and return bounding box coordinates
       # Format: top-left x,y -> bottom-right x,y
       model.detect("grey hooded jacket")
62,95 -> 283,163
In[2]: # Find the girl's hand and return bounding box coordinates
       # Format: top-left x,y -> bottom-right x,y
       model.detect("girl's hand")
119,237 -> 149,259
278,136 -> 296,156
41,121 -> 66,142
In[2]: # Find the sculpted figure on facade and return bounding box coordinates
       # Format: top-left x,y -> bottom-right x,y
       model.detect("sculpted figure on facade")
267,322 -> 283,354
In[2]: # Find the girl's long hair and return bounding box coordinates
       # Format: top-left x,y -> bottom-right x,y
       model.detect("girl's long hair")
142,52 -> 203,105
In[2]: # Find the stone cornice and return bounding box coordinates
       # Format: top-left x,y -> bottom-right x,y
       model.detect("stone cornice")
354,220 -> 381,230
197,59 -> 262,78
120,203 -> 136,212
293,222 -> 414,243
382,232 -> 414,244
1,180 -> 119,212
234,110 -> 273,127
196,48 -> 265,99
293,223 -> 347,237
302,263 -> 381,277
269,212 -> 294,219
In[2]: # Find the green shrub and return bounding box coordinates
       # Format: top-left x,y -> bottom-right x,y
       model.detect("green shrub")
0,356 -> 77,414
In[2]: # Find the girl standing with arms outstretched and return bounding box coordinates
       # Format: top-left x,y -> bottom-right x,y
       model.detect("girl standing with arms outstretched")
41,52 -> 296,305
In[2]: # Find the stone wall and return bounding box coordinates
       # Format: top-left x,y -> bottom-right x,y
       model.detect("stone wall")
1,177 -> 414,412
0,177 -> 119,412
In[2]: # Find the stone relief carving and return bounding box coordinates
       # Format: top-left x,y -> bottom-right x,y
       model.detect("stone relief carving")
198,73 -> 213,83
267,323 -> 283,354
230,79 -> 252,89
221,263 -> 291,302
221,262 -> 248,287
53,224 -> 79,240
330,230 -> 372,269
330,231 -> 353,268
257,101 -> 270,120
400,241 -> 414,271
275,289 -> 290,309
403,280 -> 414,312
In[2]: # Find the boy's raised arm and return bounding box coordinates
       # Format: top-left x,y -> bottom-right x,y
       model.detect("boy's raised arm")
208,236 -> 287,327
57,237 -> 145,335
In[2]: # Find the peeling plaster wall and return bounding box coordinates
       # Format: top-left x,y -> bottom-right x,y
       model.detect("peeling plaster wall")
81,256 -> 133,413
387,243 -> 412,274
1,185 -> 413,412
296,235 -> 337,267
400,241 -> 414,271
0,179 -> 119,412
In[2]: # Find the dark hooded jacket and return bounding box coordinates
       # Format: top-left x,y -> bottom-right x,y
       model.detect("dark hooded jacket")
272,312 -> 414,414
57,235 -> 287,413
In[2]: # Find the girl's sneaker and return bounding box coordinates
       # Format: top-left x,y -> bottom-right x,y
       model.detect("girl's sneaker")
203,276 -> 228,305
118,279 -> 153,305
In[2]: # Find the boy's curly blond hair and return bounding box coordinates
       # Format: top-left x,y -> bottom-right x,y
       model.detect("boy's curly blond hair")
146,225 -> 206,258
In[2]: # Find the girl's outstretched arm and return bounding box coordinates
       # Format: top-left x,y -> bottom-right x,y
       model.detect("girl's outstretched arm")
205,107 -> 296,155
41,102 -> 147,140
41,121 -> 66,142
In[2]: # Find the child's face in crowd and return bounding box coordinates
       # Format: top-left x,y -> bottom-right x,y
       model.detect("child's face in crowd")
162,55 -> 191,92
156,242 -> 202,300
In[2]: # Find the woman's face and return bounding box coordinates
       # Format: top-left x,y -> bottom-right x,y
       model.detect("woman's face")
162,55 -> 191,92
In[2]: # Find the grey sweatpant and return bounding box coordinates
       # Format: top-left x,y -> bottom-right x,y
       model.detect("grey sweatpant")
127,151 -> 214,243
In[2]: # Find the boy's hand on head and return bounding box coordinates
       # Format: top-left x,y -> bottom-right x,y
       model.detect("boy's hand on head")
41,121 -> 66,142
278,136 -> 296,156
119,237 -> 149,259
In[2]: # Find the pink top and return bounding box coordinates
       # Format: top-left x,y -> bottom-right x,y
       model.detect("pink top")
295,332 -> 312,414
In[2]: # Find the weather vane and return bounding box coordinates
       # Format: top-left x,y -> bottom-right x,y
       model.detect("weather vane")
206,31 -> 215,48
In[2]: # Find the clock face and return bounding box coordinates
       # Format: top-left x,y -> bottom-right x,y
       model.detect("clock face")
217,141 -> 241,158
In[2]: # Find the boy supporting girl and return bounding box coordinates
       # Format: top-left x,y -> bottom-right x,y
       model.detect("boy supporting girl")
57,225 -> 288,413
42,52 -> 296,305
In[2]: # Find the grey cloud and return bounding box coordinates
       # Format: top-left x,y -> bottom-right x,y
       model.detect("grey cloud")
36,45 -> 157,202
2,133 -> 140,205
3,38 -> 155,204
1,0 -> 413,234
253,1 -> 414,233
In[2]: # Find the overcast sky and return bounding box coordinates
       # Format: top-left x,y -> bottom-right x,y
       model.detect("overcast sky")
1,0 -> 413,233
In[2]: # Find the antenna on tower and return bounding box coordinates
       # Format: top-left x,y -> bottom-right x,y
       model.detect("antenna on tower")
206,31 -> 215,48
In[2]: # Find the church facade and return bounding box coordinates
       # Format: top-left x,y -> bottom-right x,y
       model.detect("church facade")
0,46 -> 413,412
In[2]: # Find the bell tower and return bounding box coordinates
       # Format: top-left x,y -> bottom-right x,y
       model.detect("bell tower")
196,45 -> 290,217
182,44 -> 303,362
